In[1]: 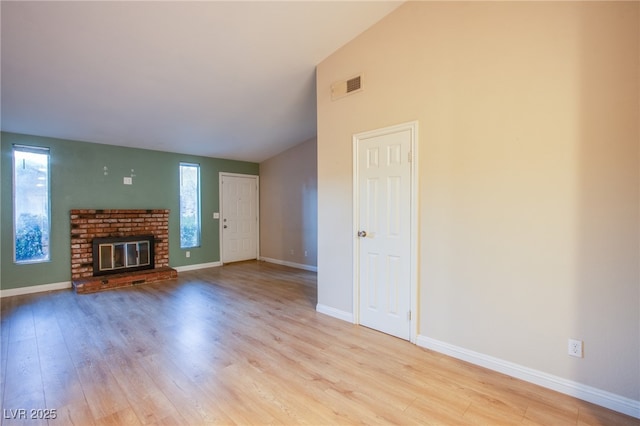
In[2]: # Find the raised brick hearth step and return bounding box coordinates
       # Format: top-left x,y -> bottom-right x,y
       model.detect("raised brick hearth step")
72,267 -> 178,294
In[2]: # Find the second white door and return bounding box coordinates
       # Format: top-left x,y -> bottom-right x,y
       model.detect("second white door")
221,173 -> 258,263
356,125 -> 413,340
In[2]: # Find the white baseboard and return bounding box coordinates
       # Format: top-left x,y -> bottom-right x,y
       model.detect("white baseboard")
0,262 -> 222,296
416,335 -> 640,419
316,304 -> 354,323
174,261 -> 222,272
0,281 -> 72,298
260,256 -> 318,272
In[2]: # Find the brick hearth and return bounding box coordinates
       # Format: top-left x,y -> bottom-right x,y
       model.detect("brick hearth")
72,267 -> 178,294
70,209 -> 177,293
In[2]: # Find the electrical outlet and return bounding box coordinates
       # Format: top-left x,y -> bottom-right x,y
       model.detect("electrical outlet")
304,250 -> 308,257
290,249 -> 294,255
186,251 -> 190,258
568,339 -> 583,358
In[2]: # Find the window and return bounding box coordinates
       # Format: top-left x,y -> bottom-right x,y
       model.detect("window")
13,145 -> 51,263
179,163 -> 201,248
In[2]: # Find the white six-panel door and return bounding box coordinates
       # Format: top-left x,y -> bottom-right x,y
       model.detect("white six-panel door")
355,124 -> 415,341
221,173 -> 258,263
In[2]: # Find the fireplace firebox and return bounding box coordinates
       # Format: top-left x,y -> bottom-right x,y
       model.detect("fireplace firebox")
92,235 -> 155,276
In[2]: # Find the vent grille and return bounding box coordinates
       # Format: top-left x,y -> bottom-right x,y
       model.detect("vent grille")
331,73 -> 363,100
346,76 -> 361,93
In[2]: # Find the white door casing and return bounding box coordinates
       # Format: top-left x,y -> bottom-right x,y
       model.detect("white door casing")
220,173 -> 259,263
353,121 -> 418,342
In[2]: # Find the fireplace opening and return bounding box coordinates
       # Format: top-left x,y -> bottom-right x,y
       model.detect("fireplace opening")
92,235 -> 155,276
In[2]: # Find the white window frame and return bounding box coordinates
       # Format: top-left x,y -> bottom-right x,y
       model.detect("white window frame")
179,162 -> 201,249
12,144 -> 51,264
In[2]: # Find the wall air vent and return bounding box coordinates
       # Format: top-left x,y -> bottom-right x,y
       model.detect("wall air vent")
331,74 -> 363,101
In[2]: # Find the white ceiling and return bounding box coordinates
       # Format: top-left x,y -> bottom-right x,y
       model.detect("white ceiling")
1,1 -> 402,163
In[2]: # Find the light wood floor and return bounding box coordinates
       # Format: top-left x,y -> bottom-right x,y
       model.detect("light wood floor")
1,261 -> 637,425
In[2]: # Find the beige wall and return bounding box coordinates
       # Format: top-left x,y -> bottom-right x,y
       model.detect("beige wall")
260,138 -> 317,267
317,1 -> 639,401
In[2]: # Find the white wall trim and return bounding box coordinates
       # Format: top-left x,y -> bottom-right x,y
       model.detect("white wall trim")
260,256 -> 318,272
0,281 -> 72,298
416,335 -> 640,419
316,304 -> 354,323
174,261 -> 222,272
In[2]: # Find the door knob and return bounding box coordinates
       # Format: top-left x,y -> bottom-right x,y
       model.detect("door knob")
357,230 -> 367,238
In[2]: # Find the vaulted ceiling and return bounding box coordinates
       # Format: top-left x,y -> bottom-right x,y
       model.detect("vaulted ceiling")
1,1 -> 402,162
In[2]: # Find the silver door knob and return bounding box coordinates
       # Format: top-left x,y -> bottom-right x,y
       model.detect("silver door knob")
357,230 -> 367,238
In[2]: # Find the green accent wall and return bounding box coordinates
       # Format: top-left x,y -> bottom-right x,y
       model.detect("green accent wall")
1,132 -> 259,290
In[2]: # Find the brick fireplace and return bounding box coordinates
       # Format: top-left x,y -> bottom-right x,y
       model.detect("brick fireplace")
70,209 -> 177,293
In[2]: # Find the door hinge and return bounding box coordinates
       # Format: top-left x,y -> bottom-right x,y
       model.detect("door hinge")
408,151 -> 412,163
407,310 -> 412,320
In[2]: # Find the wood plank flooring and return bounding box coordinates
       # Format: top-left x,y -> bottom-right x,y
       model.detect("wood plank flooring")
1,261 -> 638,425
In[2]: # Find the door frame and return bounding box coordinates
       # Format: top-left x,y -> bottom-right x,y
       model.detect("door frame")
352,121 -> 419,343
219,172 -> 260,264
